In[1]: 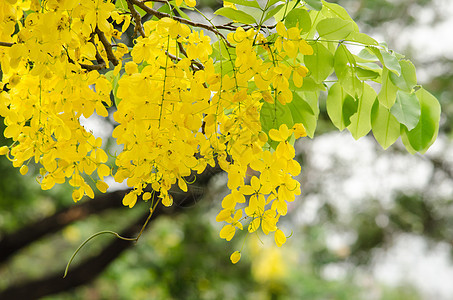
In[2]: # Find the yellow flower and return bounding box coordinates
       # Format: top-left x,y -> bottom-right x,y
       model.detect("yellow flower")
96,180 -> 109,193
274,229 -> 286,247
269,124 -> 292,142
0,146 -> 9,155
230,251 -> 241,264
292,123 -> 307,138
20,165 -> 28,175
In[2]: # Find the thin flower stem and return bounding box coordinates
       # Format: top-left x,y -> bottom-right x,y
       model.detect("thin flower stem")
63,199 -> 160,278
63,230 -> 135,278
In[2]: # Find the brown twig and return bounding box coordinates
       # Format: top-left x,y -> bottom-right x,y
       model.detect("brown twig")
126,0 -> 146,38
78,49 -> 107,71
176,42 -> 205,71
94,27 -> 119,66
0,41 -> 14,47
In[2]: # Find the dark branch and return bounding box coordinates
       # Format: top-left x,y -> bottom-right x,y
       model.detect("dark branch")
0,190 -> 128,264
126,0 -> 146,38
0,41 -> 14,47
0,164 -> 221,265
95,27 -> 119,66
0,212 -> 148,300
0,164 -> 222,299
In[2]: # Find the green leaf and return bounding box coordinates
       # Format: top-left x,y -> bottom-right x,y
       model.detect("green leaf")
175,6 -> 190,20
356,62 -> 381,71
390,90 -> 421,131
226,0 -> 261,8
347,83 -> 376,139
369,47 -> 401,76
304,42 -> 334,83
317,18 -> 354,40
346,31 -> 378,46
401,88 -> 441,153
300,77 -> 326,92
378,67 -> 398,108
214,7 -> 256,24
326,82 -> 358,131
265,0 -> 282,8
105,70 -> 121,107
389,60 -> 417,92
334,44 -> 362,97
115,0 -> 127,10
260,101 -> 294,137
305,0 -> 322,11
287,92 -> 319,138
211,40 -> 234,60
321,1 -> 358,31
356,66 -> 379,80
285,8 -> 311,33
156,3 -> 172,17
239,6 -> 263,23
371,99 -> 400,149
357,48 -> 379,62
264,4 -> 285,22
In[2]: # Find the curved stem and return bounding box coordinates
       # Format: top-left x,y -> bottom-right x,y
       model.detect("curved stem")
63,230 -> 135,278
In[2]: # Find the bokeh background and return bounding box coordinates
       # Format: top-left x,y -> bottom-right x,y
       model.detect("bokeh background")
1,0 -> 453,299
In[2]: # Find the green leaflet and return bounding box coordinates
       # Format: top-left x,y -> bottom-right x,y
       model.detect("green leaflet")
116,0 -> 146,16
326,82 -> 358,131
334,44 -> 362,97
401,88 -> 441,154
287,92 -> 319,138
390,90 -> 421,131
238,6 -> 263,23
321,1 -> 359,32
389,60 -> 417,92
260,101 -> 294,148
371,99 -> 400,149
265,0 -> 282,8
355,66 -> 380,80
105,70 -> 121,107
304,42 -> 334,83
346,31 -> 378,46
317,18 -> 354,40
264,4 -> 285,22
368,47 -> 401,76
298,77 -> 326,92
214,7 -> 256,24
347,83 -> 376,140
378,67 -> 398,108
211,40 -> 235,61
285,8 -> 311,33
223,0 -> 261,8
115,0 -> 127,10
305,0 -> 322,11
357,48 -> 379,62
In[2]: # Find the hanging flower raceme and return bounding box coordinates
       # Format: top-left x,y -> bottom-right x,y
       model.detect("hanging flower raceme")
2,0 -> 435,266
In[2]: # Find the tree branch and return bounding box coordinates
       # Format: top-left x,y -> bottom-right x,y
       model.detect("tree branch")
126,0 -> 146,38
0,164 -> 222,299
0,164 -> 221,264
95,27 -> 119,66
0,41 -> 14,47
0,190 -> 127,264
0,212 -> 148,300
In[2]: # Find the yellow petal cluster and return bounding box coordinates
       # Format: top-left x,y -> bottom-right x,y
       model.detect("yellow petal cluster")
0,1 -> 312,254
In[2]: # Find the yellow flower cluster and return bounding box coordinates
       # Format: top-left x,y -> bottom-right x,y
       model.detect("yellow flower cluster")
213,25 -> 310,261
0,1 -> 313,261
0,0 -> 125,201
